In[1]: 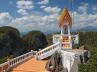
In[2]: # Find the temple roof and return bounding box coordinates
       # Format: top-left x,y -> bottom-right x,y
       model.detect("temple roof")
58,8 -> 72,27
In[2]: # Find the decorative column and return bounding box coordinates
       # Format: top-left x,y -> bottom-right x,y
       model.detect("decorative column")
61,27 -> 63,39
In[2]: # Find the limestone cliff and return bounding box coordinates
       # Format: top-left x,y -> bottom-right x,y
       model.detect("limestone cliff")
0,26 -> 24,58
45,50 -> 88,72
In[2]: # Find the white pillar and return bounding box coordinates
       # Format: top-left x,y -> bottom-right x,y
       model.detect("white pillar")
68,26 -> 71,40
68,26 -> 73,49
61,27 -> 63,39
68,26 -> 71,35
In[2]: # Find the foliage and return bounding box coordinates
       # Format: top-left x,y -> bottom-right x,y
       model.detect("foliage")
46,31 -> 97,72
22,30 -> 48,52
1,26 -> 97,72
79,32 -> 97,47
46,34 -> 53,46
0,26 -> 24,58
0,26 -> 48,64
0,56 -> 13,64
0,26 -> 20,36
78,32 -> 97,72
73,44 -> 79,49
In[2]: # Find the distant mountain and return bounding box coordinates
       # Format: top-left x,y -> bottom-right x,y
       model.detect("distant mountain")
74,26 -> 97,32
20,26 -> 97,35
20,32 -> 27,37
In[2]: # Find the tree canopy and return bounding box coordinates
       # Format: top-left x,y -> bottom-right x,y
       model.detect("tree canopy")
22,30 -> 48,52
0,26 -> 23,58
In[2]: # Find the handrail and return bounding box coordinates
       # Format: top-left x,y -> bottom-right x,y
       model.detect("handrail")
0,50 -> 35,72
53,34 -> 78,36
37,42 -> 60,55
36,42 -> 61,60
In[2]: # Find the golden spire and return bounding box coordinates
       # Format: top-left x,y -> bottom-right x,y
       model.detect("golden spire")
58,8 -> 72,27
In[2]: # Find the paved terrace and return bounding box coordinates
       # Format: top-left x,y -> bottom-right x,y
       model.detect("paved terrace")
0,43 -> 88,72
10,57 -> 48,72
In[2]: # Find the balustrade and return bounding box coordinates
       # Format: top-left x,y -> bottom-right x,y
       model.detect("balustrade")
0,50 -> 34,72
36,42 -> 61,60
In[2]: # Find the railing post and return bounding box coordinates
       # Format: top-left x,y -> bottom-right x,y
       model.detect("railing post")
36,42 -> 61,60
1,50 -> 35,72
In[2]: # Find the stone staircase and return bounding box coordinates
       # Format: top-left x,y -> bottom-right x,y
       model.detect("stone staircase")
0,42 -> 61,72
36,42 -> 61,60
0,51 -> 34,72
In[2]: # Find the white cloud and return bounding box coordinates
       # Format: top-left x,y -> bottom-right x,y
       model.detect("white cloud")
0,11 -> 92,33
1,2 -> 97,33
16,0 -> 34,9
1,11 -> 97,33
40,5 -> 46,8
42,13 -> 59,21
44,6 -> 61,13
72,3 -> 97,29
78,3 -> 89,14
74,13 -> 97,22
76,3 -> 97,27
92,5 -> 97,11
6,12 -> 60,33
16,0 -> 34,15
38,0 -> 49,4
73,11 -> 97,29
17,9 -> 28,15
0,12 -> 13,26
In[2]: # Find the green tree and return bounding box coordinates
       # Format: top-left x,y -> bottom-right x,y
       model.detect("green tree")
22,30 -> 48,52
0,26 -> 24,58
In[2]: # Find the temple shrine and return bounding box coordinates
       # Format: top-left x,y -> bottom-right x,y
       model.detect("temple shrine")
0,8 -> 89,72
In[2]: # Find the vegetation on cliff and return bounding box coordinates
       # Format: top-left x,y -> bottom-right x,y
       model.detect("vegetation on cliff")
46,33 -> 53,46
46,31 -> 97,72
0,26 -> 24,58
78,32 -> 97,72
22,31 -> 48,52
0,26 -> 48,64
0,26 -> 20,36
0,25 -> 97,72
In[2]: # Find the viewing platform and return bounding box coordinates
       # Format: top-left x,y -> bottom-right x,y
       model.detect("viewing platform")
0,48 -> 89,72
0,8 -> 89,72
10,57 -> 48,72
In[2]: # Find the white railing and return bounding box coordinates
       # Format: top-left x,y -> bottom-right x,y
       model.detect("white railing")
36,42 -> 61,60
53,34 -> 70,38
0,50 -> 35,72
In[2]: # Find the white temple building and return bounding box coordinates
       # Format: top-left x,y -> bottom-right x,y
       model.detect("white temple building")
0,8 -> 89,72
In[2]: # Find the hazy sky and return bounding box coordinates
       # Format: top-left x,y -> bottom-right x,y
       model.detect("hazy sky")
0,0 -> 97,33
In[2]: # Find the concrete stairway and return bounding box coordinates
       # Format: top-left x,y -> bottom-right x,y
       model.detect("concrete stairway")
0,42 -> 61,72
36,42 -> 61,60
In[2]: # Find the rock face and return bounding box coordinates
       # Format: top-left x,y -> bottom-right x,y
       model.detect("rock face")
45,51 -> 67,72
45,50 -> 87,72
0,27 -> 48,58
0,26 -> 24,58
22,31 -> 48,52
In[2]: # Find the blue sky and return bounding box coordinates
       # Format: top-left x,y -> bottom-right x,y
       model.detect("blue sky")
0,0 -> 97,33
